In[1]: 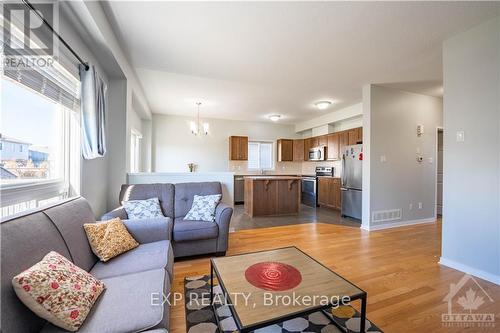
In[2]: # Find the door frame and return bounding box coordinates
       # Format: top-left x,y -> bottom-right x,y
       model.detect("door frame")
435,126 -> 444,218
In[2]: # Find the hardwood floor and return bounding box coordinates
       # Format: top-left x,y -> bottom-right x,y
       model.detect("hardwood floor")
171,221 -> 500,333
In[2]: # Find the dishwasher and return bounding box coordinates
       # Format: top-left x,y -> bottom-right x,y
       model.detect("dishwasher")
234,176 -> 245,204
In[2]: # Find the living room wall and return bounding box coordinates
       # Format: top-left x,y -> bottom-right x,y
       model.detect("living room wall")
152,114 -> 301,173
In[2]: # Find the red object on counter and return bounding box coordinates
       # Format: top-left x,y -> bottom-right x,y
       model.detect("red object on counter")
245,261 -> 302,291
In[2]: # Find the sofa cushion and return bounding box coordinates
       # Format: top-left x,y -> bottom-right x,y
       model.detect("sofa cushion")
1,211 -> 73,333
12,251 -> 105,332
173,218 -> 219,242
184,194 -> 222,222
90,240 -> 174,281
43,197 -> 98,271
41,269 -> 169,333
123,197 -> 164,219
119,183 -> 175,218
174,182 -> 222,218
84,218 -> 139,262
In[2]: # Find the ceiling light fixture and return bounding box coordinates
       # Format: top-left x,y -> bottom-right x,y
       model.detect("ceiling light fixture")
190,102 -> 209,136
315,101 -> 332,110
268,114 -> 281,122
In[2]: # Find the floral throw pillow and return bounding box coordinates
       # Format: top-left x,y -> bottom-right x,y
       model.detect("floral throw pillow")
122,197 -> 164,219
12,251 -> 105,332
83,218 -> 139,262
183,194 -> 222,222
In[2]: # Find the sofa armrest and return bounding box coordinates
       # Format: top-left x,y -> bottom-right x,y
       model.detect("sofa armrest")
101,207 -> 128,221
214,203 -> 233,253
123,217 -> 173,243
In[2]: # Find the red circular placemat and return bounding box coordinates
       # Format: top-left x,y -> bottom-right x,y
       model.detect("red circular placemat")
245,261 -> 302,291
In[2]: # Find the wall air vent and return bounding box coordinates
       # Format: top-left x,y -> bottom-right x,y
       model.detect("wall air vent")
372,209 -> 402,223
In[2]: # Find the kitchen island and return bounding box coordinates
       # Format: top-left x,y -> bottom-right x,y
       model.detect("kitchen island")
244,176 -> 301,217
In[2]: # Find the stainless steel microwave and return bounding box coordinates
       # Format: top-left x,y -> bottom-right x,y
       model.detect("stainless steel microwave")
308,146 -> 326,161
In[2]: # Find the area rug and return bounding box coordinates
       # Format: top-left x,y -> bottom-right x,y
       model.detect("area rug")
184,275 -> 383,333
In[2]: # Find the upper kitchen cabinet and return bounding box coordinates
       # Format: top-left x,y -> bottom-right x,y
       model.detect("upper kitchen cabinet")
229,136 -> 248,160
293,139 -> 304,161
339,130 -> 349,153
348,127 -> 363,145
318,135 -> 328,147
277,139 -> 294,161
303,138 -> 312,161
327,133 -> 340,160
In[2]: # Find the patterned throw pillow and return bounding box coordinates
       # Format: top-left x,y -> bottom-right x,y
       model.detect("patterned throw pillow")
12,251 -> 105,332
83,218 -> 139,262
183,194 -> 222,222
122,197 -> 164,219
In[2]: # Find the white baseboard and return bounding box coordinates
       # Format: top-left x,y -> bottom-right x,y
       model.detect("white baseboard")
362,217 -> 436,231
439,257 -> 500,285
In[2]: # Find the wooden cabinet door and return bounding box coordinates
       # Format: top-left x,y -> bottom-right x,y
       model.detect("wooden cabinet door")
310,137 -> 319,148
293,139 -> 304,161
277,139 -> 293,161
317,177 -> 330,206
239,136 -> 248,160
229,136 -> 248,160
332,178 -> 341,209
339,131 -> 349,156
348,129 -> 358,145
253,180 -> 277,216
357,127 -> 363,144
327,133 -> 340,160
317,135 -> 327,147
303,138 -> 312,161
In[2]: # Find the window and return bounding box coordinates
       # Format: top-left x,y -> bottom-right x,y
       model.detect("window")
0,78 -> 80,218
248,141 -> 274,170
130,129 -> 143,173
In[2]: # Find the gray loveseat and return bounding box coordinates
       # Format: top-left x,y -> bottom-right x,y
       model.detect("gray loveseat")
102,182 -> 233,258
1,197 -> 173,333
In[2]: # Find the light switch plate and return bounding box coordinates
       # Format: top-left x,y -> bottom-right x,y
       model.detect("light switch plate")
456,131 -> 465,142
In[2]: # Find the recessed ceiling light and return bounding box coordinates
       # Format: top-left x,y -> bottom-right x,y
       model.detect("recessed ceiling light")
315,101 -> 332,110
268,114 -> 281,122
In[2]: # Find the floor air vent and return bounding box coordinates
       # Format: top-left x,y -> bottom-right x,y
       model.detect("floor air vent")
372,209 -> 402,223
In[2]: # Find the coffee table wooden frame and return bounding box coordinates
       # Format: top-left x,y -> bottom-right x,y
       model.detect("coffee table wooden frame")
210,246 -> 367,333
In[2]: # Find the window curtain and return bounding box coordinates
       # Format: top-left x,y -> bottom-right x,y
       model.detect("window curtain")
79,64 -> 107,159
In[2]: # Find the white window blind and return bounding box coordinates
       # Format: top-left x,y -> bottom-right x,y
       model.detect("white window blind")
248,141 -> 274,170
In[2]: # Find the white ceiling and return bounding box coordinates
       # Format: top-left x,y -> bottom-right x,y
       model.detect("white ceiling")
103,1 -> 499,124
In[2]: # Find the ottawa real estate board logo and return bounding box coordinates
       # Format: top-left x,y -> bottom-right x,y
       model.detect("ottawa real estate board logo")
2,1 -> 57,69
442,274 -> 495,328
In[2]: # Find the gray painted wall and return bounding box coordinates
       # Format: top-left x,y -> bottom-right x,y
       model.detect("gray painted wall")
365,85 -> 443,229
441,17 -> 500,283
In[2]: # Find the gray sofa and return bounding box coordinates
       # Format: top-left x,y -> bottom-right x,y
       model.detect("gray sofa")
102,182 -> 233,258
1,197 -> 173,333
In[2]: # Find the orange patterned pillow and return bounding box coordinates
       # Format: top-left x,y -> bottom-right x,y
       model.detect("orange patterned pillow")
12,251 -> 105,331
83,218 -> 139,262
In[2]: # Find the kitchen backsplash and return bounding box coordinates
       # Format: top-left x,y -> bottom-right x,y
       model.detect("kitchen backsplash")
229,160 -> 342,176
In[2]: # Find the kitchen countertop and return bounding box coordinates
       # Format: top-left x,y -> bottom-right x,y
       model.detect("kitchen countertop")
243,176 -> 302,180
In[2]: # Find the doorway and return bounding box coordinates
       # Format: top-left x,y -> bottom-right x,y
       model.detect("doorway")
436,128 -> 443,216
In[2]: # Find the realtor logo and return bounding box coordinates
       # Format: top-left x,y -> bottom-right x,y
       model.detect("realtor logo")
2,1 -> 58,70
442,274 -> 495,328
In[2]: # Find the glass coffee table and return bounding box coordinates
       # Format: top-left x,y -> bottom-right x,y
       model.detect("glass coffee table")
210,246 -> 367,332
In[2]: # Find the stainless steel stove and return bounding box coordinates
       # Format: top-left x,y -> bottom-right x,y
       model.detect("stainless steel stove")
301,166 -> 335,207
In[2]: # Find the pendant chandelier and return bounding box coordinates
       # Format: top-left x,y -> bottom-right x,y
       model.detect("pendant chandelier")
190,102 -> 209,136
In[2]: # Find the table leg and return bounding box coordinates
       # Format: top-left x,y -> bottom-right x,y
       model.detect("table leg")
360,294 -> 367,332
210,262 -> 214,304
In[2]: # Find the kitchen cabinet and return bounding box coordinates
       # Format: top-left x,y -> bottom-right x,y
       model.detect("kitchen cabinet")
339,130 -> 349,155
348,127 -> 363,145
229,136 -> 248,160
303,138 -> 312,161
327,133 -> 340,160
310,137 -> 319,148
293,139 -> 304,161
317,177 -> 341,209
318,135 -> 328,147
277,139 -> 294,161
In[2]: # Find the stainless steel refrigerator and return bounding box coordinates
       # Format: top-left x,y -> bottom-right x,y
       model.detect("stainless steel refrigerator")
341,144 -> 362,220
